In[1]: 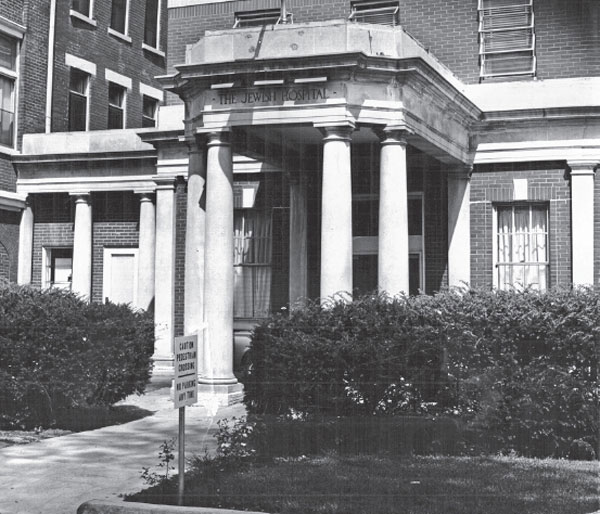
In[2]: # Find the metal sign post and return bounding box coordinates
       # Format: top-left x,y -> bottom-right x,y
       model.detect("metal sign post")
173,333 -> 199,506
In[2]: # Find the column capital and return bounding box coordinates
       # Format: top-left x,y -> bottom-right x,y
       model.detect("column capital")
135,191 -> 155,202
318,124 -> 355,142
153,176 -> 177,190
206,130 -> 231,147
69,192 -> 91,203
375,125 -> 414,146
568,160 -> 599,176
448,165 -> 473,180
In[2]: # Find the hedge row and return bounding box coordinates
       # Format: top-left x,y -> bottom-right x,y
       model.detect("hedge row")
0,284 -> 154,428
244,289 -> 599,458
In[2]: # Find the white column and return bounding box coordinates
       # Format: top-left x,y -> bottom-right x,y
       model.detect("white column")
184,142 -> 206,336
202,131 -> 237,386
289,172 -> 308,306
447,167 -> 472,289
136,192 -> 155,311
153,178 -> 176,370
320,125 -> 354,302
17,198 -> 34,285
378,128 -> 410,296
70,193 -> 92,300
569,161 -> 597,286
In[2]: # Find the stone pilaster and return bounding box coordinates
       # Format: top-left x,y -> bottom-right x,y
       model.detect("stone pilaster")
447,166 -> 472,289
569,160 -> 598,286
153,178 -> 176,371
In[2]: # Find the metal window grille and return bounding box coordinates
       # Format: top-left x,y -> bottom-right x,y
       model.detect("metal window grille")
233,9 -> 293,28
479,0 -> 535,80
349,1 -> 400,27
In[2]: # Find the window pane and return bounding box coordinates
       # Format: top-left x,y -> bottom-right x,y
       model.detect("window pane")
69,69 -> 88,94
0,76 -> 14,146
108,105 -> 123,129
111,0 -> 127,33
109,83 -> 125,107
144,0 -> 159,46
0,33 -> 17,71
72,0 -> 91,17
353,199 -> 378,236
142,95 -> 157,127
408,197 -> 422,235
69,92 -> 87,131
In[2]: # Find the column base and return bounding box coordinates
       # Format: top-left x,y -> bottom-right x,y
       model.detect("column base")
197,383 -> 244,407
151,357 -> 174,375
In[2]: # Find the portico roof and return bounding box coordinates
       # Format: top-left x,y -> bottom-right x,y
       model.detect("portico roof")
159,20 -> 482,166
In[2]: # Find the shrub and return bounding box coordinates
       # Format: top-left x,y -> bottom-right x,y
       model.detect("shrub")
0,284 -> 154,428
243,288 -> 599,458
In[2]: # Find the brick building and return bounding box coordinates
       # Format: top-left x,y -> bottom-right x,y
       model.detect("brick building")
1,0 -> 167,294
5,0 -> 600,403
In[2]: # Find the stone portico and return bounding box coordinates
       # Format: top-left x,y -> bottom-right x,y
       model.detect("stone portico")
150,20 -> 479,403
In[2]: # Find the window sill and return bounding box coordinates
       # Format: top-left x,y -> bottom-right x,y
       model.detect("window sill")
107,27 -> 132,44
142,43 -> 165,58
0,144 -> 18,157
69,10 -> 97,28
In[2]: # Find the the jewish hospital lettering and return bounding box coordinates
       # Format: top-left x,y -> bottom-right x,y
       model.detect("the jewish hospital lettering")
218,87 -> 329,106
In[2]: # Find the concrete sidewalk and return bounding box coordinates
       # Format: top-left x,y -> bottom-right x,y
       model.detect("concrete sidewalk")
0,377 -> 246,514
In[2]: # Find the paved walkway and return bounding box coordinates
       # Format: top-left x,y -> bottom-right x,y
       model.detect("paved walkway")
0,377 -> 246,514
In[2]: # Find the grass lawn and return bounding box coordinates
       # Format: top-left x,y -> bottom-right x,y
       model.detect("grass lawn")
128,454 -> 599,514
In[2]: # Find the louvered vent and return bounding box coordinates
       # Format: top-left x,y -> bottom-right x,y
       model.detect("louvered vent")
479,0 -> 536,80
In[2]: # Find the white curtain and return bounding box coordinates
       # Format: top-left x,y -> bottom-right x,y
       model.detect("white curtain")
497,206 -> 547,290
233,210 -> 272,318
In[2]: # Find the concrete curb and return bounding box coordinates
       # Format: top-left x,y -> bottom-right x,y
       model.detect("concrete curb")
77,499 -> 265,514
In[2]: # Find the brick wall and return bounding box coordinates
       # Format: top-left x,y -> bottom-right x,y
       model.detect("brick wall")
167,0 -> 599,94
174,178 -> 187,337
470,163 -> 571,289
0,211 -> 21,283
51,0 -> 167,132
0,157 -> 16,191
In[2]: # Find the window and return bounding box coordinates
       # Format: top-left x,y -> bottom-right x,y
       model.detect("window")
478,0 -> 536,80
44,248 -> 73,290
108,82 -> 126,129
110,0 -> 129,35
496,204 -> 548,290
144,0 -> 159,47
68,68 -> 89,131
233,8 -> 292,28
234,209 -> 272,318
0,32 -> 17,147
72,0 -> 92,18
349,1 -> 400,26
142,95 -> 158,127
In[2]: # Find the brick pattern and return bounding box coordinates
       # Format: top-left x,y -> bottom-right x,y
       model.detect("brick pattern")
470,163 -> 571,289
0,211 -> 21,283
174,178 -> 187,337
51,0 -> 167,132
91,222 -> 139,303
0,158 -> 16,192
167,0 -> 599,90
